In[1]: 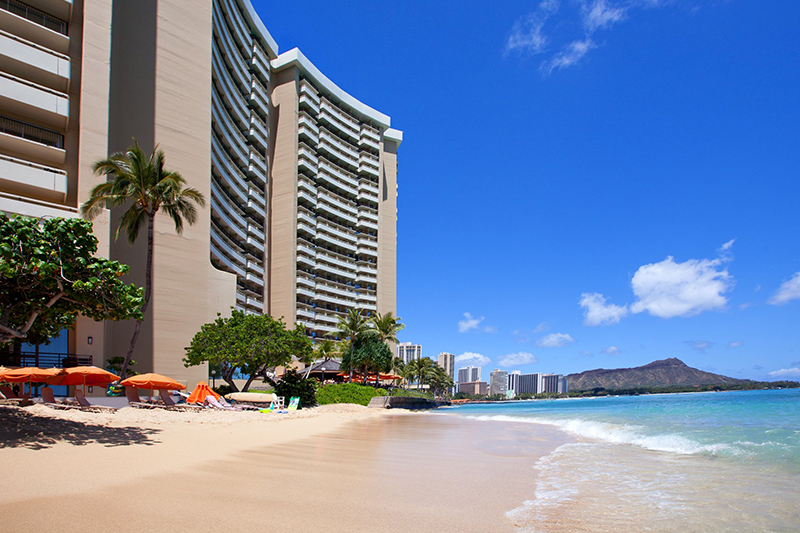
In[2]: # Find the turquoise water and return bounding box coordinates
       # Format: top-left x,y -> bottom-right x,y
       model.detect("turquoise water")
446,389 -> 800,532
449,388 -> 800,469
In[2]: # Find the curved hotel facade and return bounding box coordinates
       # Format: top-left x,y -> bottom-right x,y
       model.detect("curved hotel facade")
0,0 -> 400,386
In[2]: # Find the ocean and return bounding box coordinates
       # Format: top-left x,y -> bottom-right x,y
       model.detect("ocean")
445,389 -> 800,532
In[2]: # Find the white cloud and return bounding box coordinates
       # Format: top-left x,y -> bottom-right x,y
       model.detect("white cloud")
719,239 -> 736,252
541,38 -> 596,74
580,350 -> 594,357
536,333 -> 575,348
728,341 -> 743,349
505,0 -> 560,55
768,368 -> 800,378
582,0 -> 627,32
768,271 -> 800,306
580,292 -> 629,326
685,340 -> 713,354
499,352 -> 539,366
601,346 -> 621,355
454,352 -> 491,367
534,321 -> 551,333
458,312 -> 483,333
630,256 -> 733,318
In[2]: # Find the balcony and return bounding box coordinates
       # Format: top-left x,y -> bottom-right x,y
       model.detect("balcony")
0,115 -> 65,164
212,92 -> 249,167
249,77 -> 269,119
317,189 -> 357,216
212,8 -> 250,93
361,125 -> 380,143
319,129 -> 358,168
358,235 -> 378,248
315,261 -> 356,281
297,240 -> 315,258
319,158 -> 358,189
297,275 -> 315,288
358,135 -> 380,152
319,99 -> 360,141
357,272 -> 377,285
211,51 -> 249,129
211,136 -> 248,201
248,113 -> 268,151
317,281 -> 357,300
297,189 -> 317,208
0,30 -> 70,92
246,260 -> 264,276
248,185 -> 265,209
358,247 -> 377,258
0,0 -> 69,53
297,209 -> 315,227
0,72 -> 68,129
247,221 -> 265,243
298,152 -> 317,176
317,219 -> 357,242
357,218 -> 379,232
220,0 -> 252,56
358,207 -> 378,222
296,307 -> 315,320
299,80 -> 320,109
316,291 -> 355,308
315,313 -> 339,325
250,42 -> 270,84
317,250 -> 356,271
211,239 -> 246,277
246,271 -> 264,288
247,149 -> 267,185
0,153 -> 66,200
297,254 -> 316,269
358,263 -> 378,276
356,292 -> 377,303
298,121 -> 319,146
297,286 -> 315,298
297,176 -> 316,195
317,230 -> 357,254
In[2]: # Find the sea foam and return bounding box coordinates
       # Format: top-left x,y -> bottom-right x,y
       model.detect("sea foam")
463,414 -> 735,456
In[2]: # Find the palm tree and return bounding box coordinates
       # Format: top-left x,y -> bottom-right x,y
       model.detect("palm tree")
407,357 -> 434,392
368,312 -> 403,386
370,312 -> 404,345
335,309 -> 373,382
81,141 -> 205,379
307,339 -> 339,381
428,365 -> 454,398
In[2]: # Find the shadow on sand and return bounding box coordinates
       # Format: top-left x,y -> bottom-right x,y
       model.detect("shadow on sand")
0,407 -> 161,450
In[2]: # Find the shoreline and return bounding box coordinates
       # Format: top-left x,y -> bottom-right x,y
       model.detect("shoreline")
0,404 -> 571,532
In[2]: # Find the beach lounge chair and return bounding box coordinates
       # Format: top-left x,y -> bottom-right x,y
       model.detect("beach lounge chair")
287,397 -> 300,411
204,396 -> 242,411
0,386 -> 30,400
74,390 -> 117,413
41,387 -> 81,410
158,389 -> 203,411
0,387 -> 33,407
125,387 -> 160,409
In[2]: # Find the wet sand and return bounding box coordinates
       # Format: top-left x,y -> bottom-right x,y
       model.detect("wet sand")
0,406 -> 570,532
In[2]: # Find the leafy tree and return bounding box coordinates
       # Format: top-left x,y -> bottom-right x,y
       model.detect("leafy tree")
183,310 -> 313,392
106,356 -> 139,377
428,364 -> 455,398
406,357 -> 435,391
335,309 -> 373,382
268,369 -> 317,408
0,214 -> 143,345
81,141 -> 205,379
370,311 -> 404,345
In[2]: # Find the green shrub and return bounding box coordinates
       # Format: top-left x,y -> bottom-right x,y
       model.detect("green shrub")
316,383 -> 387,406
212,384 -> 233,396
272,369 -> 318,408
388,388 -> 432,399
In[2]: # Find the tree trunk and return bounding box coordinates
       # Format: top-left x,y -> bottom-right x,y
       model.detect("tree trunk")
119,211 -> 155,380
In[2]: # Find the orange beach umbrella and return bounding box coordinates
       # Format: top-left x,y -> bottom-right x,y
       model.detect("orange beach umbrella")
119,373 -> 186,391
186,381 -> 220,405
47,366 -> 120,393
2,367 -> 64,395
2,367 -> 64,383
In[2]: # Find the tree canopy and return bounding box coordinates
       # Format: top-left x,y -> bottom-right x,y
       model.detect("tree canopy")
183,310 -> 313,392
340,333 -> 393,384
81,141 -> 205,379
0,214 -> 143,345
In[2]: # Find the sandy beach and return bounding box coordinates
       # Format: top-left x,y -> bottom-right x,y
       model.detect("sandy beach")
0,404 -> 570,532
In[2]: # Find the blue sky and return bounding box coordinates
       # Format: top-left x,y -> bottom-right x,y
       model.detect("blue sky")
258,0 -> 800,381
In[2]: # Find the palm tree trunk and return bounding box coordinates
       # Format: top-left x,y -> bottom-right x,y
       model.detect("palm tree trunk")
119,211 -> 155,380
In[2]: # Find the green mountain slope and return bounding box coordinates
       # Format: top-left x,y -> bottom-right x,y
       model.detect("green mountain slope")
566,358 -> 749,391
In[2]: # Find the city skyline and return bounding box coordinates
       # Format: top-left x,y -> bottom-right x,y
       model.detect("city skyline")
262,1 -> 800,381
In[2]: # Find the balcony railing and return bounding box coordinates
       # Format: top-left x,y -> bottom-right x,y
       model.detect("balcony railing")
0,115 -> 64,148
1,0 -> 68,35
0,351 -> 92,368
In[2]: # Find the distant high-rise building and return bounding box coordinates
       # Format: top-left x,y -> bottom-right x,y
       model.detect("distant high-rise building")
540,374 -> 567,394
437,352 -> 455,380
458,381 -> 487,396
489,369 -> 508,396
397,342 -> 421,365
507,370 -> 522,395
518,373 -> 544,395
457,366 -> 481,384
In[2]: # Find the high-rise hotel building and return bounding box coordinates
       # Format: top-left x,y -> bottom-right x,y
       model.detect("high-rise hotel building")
0,0 -> 401,387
